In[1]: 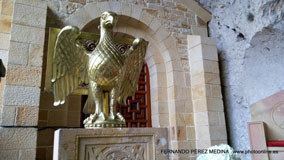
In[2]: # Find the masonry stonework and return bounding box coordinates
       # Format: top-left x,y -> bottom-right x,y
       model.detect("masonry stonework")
0,0 -> 47,159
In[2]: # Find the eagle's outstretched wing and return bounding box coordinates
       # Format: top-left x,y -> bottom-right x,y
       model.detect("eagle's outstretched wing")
116,39 -> 148,104
51,26 -> 89,106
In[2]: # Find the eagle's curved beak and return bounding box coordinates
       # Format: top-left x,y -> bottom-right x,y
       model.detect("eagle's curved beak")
105,15 -> 114,27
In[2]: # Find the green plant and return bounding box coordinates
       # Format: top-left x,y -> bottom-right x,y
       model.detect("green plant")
247,12 -> 254,22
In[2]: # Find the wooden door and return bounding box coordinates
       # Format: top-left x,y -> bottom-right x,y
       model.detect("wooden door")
116,63 -> 152,127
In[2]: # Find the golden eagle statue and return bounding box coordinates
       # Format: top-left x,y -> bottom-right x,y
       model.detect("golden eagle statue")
51,11 -> 148,128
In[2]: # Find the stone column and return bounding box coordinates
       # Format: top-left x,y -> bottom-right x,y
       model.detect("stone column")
188,35 -> 227,149
0,0 -> 47,159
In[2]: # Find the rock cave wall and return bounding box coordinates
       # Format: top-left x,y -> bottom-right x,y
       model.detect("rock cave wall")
196,0 -> 284,160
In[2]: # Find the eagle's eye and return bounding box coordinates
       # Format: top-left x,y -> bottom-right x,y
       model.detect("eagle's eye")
101,14 -> 108,20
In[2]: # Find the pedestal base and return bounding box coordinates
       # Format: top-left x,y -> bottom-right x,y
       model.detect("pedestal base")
53,128 -> 169,160
83,112 -> 126,128
84,119 -> 126,128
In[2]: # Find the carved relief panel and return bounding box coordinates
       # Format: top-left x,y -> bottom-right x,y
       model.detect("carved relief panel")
76,134 -> 154,160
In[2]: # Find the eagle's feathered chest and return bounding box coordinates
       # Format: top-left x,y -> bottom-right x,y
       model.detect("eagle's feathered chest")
88,35 -> 124,87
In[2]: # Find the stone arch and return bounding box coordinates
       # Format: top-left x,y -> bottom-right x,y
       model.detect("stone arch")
64,1 -> 190,149
65,2 -> 180,67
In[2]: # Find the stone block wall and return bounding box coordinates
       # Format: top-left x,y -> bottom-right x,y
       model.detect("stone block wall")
0,0 -> 13,123
0,128 -> 38,160
37,94 -> 82,159
38,94 -> 81,127
0,0 -> 47,159
1,0 -> 47,126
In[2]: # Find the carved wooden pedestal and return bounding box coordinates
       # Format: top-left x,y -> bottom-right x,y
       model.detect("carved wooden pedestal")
53,128 -> 168,160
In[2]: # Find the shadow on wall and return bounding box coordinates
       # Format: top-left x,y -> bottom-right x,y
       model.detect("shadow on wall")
0,59 -> 5,80
243,27 -> 284,105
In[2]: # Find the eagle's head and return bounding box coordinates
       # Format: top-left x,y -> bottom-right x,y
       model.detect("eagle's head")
100,11 -> 118,29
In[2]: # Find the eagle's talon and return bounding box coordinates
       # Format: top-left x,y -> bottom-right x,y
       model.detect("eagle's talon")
83,113 -> 98,124
109,112 -> 115,120
116,112 -> 125,122
98,112 -> 106,121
